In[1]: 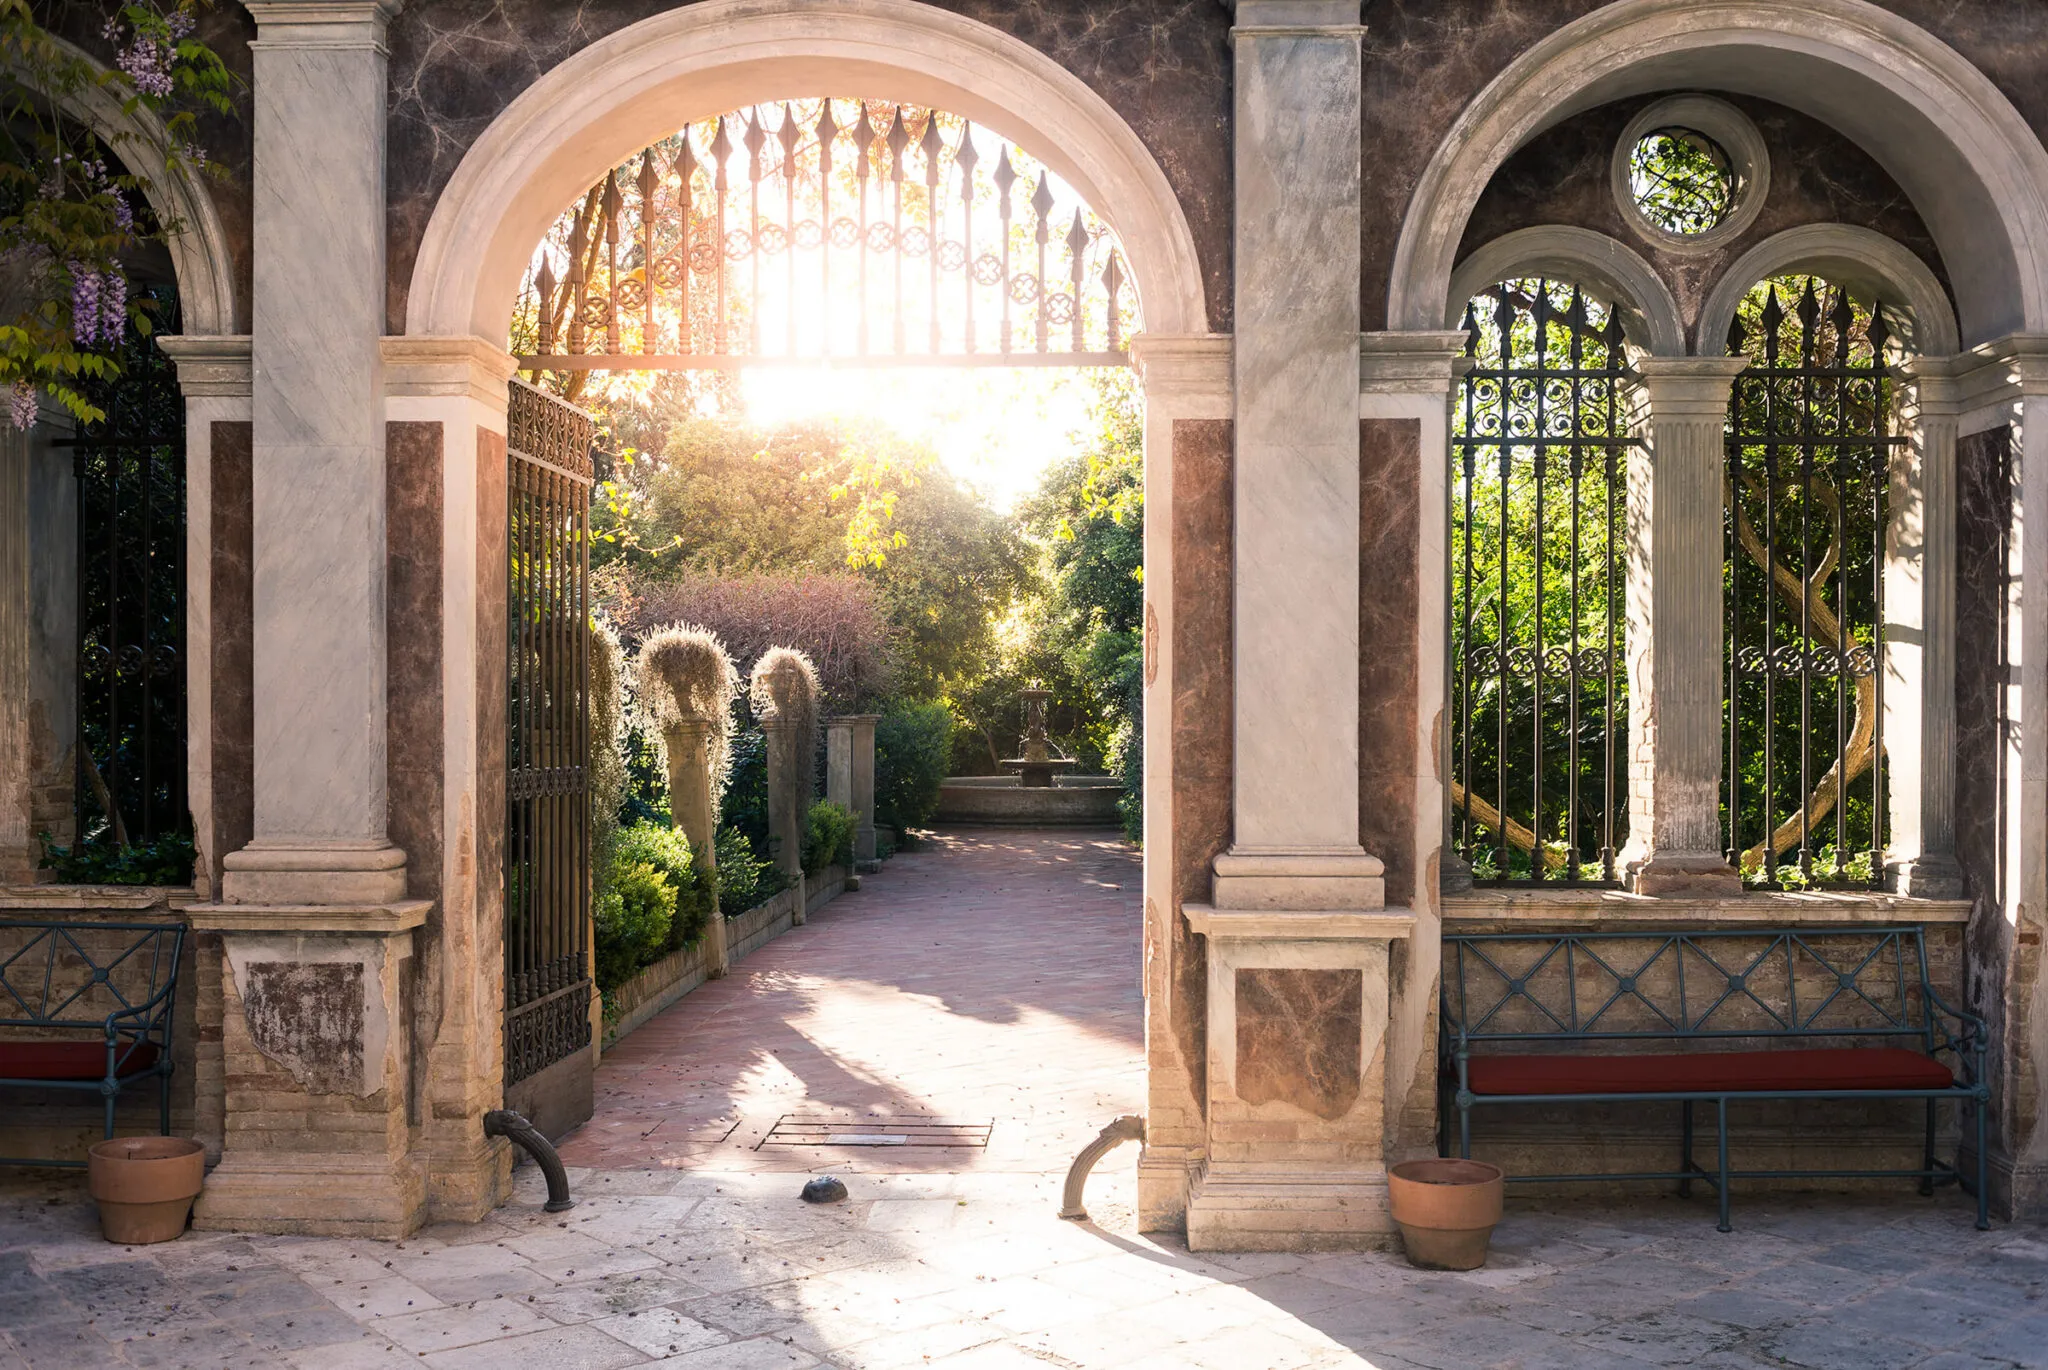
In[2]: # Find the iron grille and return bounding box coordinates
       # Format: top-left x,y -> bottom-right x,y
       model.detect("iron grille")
66,284 -> 186,851
1723,278 -> 1898,888
511,99 -> 1135,372
504,379 -> 594,1088
1451,280 -> 1633,885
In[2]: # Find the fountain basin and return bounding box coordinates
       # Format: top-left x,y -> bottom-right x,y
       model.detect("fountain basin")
935,774 -> 1125,827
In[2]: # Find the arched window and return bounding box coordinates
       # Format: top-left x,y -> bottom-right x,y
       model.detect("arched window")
1722,276 -> 1896,887
1451,279 -> 1634,885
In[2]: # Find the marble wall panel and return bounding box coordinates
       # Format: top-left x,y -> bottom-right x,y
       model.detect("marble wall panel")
209,421 -> 255,885
475,427 -> 509,1029
1955,423 -> 2012,1138
383,0 -> 1231,335
1360,418 -> 1418,906
1454,94 -> 1949,348
1172,417 -> 1233,1113
1235,967 -> 1363,1121
386,421 -> 446,910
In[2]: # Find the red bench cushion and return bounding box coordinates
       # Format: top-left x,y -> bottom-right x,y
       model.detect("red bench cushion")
0,1041 -> 160,1082
1465,1047 -> 1955,1096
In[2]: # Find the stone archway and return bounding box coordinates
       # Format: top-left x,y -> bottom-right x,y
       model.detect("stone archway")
395,0 -> 1218,1229
1387,0 -> 2048,345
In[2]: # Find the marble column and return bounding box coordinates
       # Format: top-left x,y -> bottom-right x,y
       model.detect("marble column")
1886,358 -> 1963,896
1214,0 -> 1381,914
190,0 -> 432,1239
1620,357 -> 1749,894
222,0 -> 406,907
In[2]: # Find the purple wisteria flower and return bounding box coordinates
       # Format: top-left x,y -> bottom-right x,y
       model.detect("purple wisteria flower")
70,264 -> 103,349
8,382 -> 37,432
101,269 -> 127,342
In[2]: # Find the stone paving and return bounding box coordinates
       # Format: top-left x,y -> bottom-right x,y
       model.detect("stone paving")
2,828 -> 2044,1369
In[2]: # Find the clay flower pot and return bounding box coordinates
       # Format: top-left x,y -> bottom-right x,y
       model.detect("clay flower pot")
1388,1157 -> 1505,1271
87,1137 -> 205,1245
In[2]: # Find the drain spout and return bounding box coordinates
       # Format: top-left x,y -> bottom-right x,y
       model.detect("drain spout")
1059,1114 -> 1145,1221
484,1109 -> 577,1212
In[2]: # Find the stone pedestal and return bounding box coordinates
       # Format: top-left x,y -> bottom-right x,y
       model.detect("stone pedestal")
1181,906 -> 1414,1250
666,718 -> 729,976
1621,358 -> 1750,894
825,714 -> 880,870
762,717 -> 807,921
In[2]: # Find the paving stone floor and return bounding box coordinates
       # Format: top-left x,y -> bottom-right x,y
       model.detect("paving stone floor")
2,828 -> 2043,1369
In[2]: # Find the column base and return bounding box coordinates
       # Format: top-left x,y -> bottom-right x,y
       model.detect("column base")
1625,851 -> 1743,896
221,840 -> 408,904
1136,1145 -> 1198,1233
1185,1165 -> 1398,1252
1887,855 -> 1966,899
1212,848 -> 1386,911
192,1150 -> 426,1238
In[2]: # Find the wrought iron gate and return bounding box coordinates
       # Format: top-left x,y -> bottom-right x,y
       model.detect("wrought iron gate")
1723,278 -> 1896,887
503,380 -> 595,1114
66,283 -> 187,856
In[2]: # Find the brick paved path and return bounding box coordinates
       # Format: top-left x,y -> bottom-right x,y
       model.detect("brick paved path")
559,827 -> 1144,1175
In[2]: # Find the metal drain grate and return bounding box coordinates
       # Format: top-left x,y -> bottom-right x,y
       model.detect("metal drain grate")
757,1116 -> 993,1149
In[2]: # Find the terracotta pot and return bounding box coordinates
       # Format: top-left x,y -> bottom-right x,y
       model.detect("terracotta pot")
87,1137 -> 205,1245
1388,1158 -> 1505,1271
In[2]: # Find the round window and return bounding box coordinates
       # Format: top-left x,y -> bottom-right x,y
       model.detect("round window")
1627,128 -> 1735,236
1610,96 -> 1768,254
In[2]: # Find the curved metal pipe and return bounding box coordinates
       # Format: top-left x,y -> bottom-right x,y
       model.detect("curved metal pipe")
1059,1114 -> 1145,1221
485,1109 -> 577,1212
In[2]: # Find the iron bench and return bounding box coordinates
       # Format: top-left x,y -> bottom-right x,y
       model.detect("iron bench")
1440,925 -> 1988,1230
0,919 -> 186,1167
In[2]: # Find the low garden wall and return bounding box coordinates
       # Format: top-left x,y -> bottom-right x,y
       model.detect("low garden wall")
605,866 -> 851,1049
935,775 -> 1124,826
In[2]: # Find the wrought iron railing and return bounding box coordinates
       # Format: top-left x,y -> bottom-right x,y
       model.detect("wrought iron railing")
1451,280 -> 1633,885
504,380 -> 594,1088
511,100 -> 1136,373
64,284 -> 186,852
1723,278 -> 1896,888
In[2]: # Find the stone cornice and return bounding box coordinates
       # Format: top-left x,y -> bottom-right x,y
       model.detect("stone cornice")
244,0 -> 401,51
186,898 -> 431,934
1129,332 -> 1231,404
1358,330 -> 1468,394
1182,904 -> 1415,940
382,334 -> 520,405
1227,0 -> 1364,36
156,335 -> 253,397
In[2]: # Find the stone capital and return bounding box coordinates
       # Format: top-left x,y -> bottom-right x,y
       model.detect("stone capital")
381,335 -> 519,406
1228,0 -> 1364,36
1631,355 -> 1751,417
1358,330 -> 1469,395
157,335 -> 253,398
244,0 -> 401,49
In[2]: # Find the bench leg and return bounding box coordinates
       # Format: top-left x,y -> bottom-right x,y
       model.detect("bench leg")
160,1072 -> 172,1137
1920,1099 -> 1937,1197
104,1087 -> 116,1142
1680,1100 -> 1694,1199
1715,1098 -> 1732,1233
1975,1095 -> 1990,1231
1458,1102 -> 1471,1160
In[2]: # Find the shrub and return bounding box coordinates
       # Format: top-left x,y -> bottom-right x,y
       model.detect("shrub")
804,800 -> 856,874
590,617 -> 629,889
38,829 -> 196,887
874,699 -> 952,832
594,861 -> 674,990
615,821 -> 707,950
721,726 -> 770,854
616,574 -> 897,711
714,823 -> 784,914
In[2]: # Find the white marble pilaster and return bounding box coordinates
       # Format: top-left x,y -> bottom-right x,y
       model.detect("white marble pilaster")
1886,357 -> 1963,896
1621,358 -> 1749,894
1217,0 -> 1379,912
159,337 -> 254,899
225,0 -> 405,905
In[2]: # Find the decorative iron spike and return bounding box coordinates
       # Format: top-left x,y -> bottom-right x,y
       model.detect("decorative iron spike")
1866,300 -> 1892,358
1103,250 -> 1124,350
994,145 -> 1016,209
1460,300 -> 1481,356
601,171 -> 622,242
1828,288 -> 1856,341
1726,311 -> 1748,355
955,122 -> 978,201
1759,285 -> 1784,335
778,102 -> 800,177
1066,208 -> 1090,260
744,111 -> 766,182
711,115 -> 733,191
815,100 -> 839,165
854,104 -> 876,180
674,131 -> 695,184
1031,169 -> 1055,226
536,256 -> 556,353
636,150 -> 659,203
566,207 -> 586,282
1796,278 -> 1820,331
886,106 -> 910,182
920,111 -> 944,187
